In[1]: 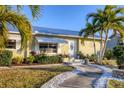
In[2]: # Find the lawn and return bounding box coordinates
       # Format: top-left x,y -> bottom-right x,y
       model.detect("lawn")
0,65 -> 74,88
107,79 -> 124,88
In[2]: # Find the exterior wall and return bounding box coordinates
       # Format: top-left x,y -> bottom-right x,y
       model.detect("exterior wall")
7,33 -> 101,57
34,35 -> 78,56
78,39 -> 101,56
8,33 -> 30,58
106,37 -> 118,49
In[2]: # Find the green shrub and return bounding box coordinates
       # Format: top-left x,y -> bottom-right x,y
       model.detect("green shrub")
0,50 -> 13,66
76,51 -> 86,59
113,45 -> 124,69
26,55 -> 35,64
35,54 -> 63,64
12,56 -> 23,64
87,54 -> 96,61
104,49 -> 114,60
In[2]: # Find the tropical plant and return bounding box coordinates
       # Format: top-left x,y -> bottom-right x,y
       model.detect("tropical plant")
0,6 -> 32,50
0,50 -> 12,66
113,45 -> 124,69
12,56 -> 24,64
104,49 -> 114,60
80,5 -> 124,64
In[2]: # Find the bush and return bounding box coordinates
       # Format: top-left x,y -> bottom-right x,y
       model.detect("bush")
35,54 -> 63,64
0,50 -> 13,66
12,56 -> 23,64
76,51 -> 86,59
104,49 -> 114,60
88,54 -> 96,61
26,55 -> 35,64
102,58 -> 118,68
113,45 -> 124,69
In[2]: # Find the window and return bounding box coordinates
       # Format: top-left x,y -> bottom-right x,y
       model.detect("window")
39,43 -> 57,53
6,40 -> 16,49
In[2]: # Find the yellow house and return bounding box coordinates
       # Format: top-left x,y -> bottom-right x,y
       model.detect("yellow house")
7,26 -> 101,58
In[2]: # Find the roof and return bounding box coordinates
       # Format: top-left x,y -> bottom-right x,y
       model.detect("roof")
8,25 -> 100,39
33,26 -> 79,36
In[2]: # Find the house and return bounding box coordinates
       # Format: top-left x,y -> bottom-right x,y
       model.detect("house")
106,34 -> 124,49
7,26 -> 101,58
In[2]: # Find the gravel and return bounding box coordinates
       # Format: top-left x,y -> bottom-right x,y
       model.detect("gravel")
41,69 -> 80,88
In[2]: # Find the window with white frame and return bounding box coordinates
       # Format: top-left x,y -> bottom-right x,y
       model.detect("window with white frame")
39,43 -> 57,53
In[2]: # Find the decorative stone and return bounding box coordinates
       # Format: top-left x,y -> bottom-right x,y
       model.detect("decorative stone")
112,69 -> 124,79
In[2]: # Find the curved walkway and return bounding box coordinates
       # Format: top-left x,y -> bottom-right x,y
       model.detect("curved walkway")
59,65 -> 103,88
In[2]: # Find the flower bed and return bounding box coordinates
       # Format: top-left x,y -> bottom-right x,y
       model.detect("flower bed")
107,79 -> 124,88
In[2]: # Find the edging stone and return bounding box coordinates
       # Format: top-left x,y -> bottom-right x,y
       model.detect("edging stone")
41,70 -> 80,88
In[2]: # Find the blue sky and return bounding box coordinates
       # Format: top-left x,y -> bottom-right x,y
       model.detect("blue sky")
23,5 -> 106,31
23,5 -> 124,32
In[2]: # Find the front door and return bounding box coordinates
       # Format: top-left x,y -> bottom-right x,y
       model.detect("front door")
68,40 -> 76,57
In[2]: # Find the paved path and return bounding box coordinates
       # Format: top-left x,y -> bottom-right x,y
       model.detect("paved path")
59,65 -> 103,88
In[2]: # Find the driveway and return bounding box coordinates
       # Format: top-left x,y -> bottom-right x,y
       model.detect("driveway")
59,65 -> 103,88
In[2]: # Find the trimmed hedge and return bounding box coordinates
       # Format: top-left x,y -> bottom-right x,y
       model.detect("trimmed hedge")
35,54 -> 63,64
0,50 -> 13,66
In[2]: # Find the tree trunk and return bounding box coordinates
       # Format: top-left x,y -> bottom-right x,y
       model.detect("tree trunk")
98,31 -> 103,64
101,30 -> 109,61
93,34 -> 98,63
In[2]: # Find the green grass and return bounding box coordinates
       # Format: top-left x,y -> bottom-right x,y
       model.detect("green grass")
107,79 -> 124,88
0,66 -> 74,88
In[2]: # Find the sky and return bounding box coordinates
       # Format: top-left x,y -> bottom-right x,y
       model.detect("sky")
21,5 -> 123,33
22,5 -> 106,32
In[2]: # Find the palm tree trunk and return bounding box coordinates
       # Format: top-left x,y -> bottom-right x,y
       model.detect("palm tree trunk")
93,33 -> 97,62
98,31 -> 103,64
101,30 -> 109,61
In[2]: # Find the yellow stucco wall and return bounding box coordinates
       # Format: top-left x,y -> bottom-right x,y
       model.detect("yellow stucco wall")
78,39 -> 100,56
59,43 -> 69,55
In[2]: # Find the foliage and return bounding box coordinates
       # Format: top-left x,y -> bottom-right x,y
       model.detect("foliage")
26,55 -> 35,64
79,5 -> 124,64
0,66 -> 74,88
12,56 -> 23,64
76,51 -> 86,59
0,50 -> 12,66
87,54 -> 96,61
35,54 -> 63,64
0,6 -> 32,49
113,45 -> 124,69
107,79 -> 124,88
104,49 -> 114,60
102,58 -> 118,68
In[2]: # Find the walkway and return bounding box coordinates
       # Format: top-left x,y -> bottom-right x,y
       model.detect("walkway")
59,65 -> 103,88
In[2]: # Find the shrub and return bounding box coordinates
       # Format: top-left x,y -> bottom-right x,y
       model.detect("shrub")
104,49 -> 114,60
30,51 -> 37,56
102,58 -> 118,68
12,56 -> 23,64
76,51 -> 86,59
113,45 -> 124,69
86,54 -> 96,61
26,55 -> 35,64
35,54 -> 63,64
0,50 -> 13,66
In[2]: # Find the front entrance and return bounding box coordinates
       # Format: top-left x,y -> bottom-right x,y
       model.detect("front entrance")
68,40 -> 76,57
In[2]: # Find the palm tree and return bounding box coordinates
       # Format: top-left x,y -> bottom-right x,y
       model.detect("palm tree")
79,22 -> 100,63
0,6 -> 32,50
80,5 -> 124,63
0,5 -> 41,48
